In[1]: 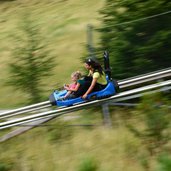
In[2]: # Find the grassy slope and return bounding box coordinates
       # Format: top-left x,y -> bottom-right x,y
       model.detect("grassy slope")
1,2 -> 171,171
0,116 -> 146,171
0,2 -> 162,171
0,0 -> 104,108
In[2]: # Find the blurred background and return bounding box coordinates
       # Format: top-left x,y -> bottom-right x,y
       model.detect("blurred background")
0,0 -> 171,171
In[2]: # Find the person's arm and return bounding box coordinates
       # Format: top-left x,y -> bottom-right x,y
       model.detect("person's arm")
69,83 -> 80,92
64,84 -> 69,90
82,78 -> 97,99
64,91 -> 71,98
64,83 -> 80,92
64,83 -> 80,99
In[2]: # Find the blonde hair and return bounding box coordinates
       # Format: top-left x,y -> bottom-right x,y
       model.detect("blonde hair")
71,71 -> 82,80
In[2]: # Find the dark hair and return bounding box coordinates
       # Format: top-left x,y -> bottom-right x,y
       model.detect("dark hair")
85,57 -> 103,75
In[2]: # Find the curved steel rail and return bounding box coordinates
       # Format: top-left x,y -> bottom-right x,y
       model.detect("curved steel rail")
0,79 -> 171,130
0,101 -> 51,118
118,67 -> 171,88
1,67 -> 171,119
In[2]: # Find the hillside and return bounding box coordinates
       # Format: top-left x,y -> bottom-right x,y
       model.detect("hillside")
0,0 -> 105,108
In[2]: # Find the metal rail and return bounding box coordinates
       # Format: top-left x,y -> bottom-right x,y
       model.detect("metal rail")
0,101 -> 51,118
0,104 -> 52,120
119,67 -> 171,83
1,67 -> 171,119
0,79 -> 171,130
118,67 -> 171,88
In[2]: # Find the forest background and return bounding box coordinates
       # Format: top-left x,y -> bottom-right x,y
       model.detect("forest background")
0,0 -> 171,171
0,0 -> 170,107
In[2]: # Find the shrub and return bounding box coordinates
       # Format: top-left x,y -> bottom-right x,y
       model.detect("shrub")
0,161 -> 12,171
77,157 -> 98,171
156,153 -> 171,171
127,93 -> 171,155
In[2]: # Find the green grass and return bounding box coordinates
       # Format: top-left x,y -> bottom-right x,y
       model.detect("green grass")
0,0 -> 104,108
0,117 -> 145,171
1,2 -> 170,171
1,96 -> 170,171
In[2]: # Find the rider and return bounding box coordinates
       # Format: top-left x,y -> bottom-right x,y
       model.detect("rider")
63,71 -> 82,99
82,57 -> 107,99
64,57 -> 107,99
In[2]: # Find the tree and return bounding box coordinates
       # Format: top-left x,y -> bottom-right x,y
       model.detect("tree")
98,0 -> 171,79
8,14 -> 55,104
128,93 -> 171,156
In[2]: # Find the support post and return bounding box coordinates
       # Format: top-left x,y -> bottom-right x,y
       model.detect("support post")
87,24 -> 94,57
102,103 -> 112,127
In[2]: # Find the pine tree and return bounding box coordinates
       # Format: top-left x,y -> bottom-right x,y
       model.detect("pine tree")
8,14 -> 55,104
98,0 -> 171,79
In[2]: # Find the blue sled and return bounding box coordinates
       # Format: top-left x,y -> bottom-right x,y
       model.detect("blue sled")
49,79 -> 118,107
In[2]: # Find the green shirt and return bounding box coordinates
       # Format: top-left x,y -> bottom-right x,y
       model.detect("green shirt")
77,79 -> 85,85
